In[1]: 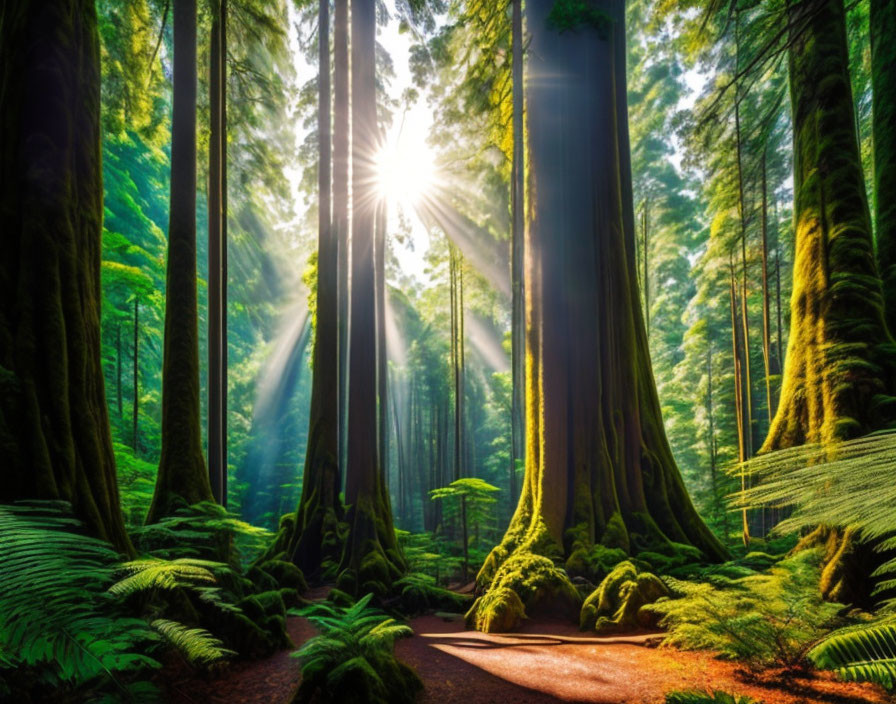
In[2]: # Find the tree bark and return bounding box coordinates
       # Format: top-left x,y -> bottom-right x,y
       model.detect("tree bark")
133,299 -> 139,454
872,0 -> 896,331
208,0 -> 227,505
0,0 -> 132,554
468,0 -> 726,633
337,0 -> 405,596
147,0 -> 214,524
764,0 -> 892,453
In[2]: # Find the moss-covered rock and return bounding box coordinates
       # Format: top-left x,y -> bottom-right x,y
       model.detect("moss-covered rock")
257,559 -> 308,593
395,573 -> 472,615
580,561 -> 670,633
467,552 -> 581,632
565,544 -> 628,582
247,565 -> 279,593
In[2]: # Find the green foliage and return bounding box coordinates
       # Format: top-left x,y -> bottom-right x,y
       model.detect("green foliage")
547,0 -> 611,36
648,551 -> 842,668
150,619 -> 235,668
132,501 -> 274,567
565,543 -> 629,583
291,594 -> 421,704
808,617 -> 896,690
0,502 -> 162,701
737,432 -> 896,600
665,691 -> 757,704
393,572 -> 472,615
580,561 -> 670,633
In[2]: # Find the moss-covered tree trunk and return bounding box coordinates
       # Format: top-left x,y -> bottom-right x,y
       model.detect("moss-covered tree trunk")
467,0 -> 726,633
762,0 -> 895,604
0,0 -> 132,555
337,0 -> 405,597
872,0 -> 896,330
147,0 -> 214,524
763,0 -> 892,453
278,0 -> 343,580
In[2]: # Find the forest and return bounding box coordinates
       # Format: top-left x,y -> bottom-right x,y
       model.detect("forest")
1,0 -> 896,701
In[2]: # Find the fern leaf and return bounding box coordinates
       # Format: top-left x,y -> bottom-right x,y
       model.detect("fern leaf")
150,619 -> 235,667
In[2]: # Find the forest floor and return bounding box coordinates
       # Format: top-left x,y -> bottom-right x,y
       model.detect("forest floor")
162,609 -> 893,704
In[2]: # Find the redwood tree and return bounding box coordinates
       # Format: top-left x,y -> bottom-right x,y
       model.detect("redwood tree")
468,0 -> 726,633
0,0 -> 132,555
147,0 -> 215,523
337,0 -> 405,595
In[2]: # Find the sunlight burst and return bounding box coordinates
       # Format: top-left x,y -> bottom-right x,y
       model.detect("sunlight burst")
375,132 -> 436,211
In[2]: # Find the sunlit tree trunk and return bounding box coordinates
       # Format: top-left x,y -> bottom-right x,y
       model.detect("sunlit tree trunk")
764,0 -> 894,604
148,0 -> 215,524
760,150 -> 779,420
510,0 -> 525,505
376,203 -> 388,481
468,0 -> 726,633
338,0 -> 405,596
872,0 -> 896,330
0,0 -> 132,554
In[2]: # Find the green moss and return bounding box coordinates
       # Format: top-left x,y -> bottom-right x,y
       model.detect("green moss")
600,511 -> 630,551
247,565 -> 279,593
258,559 -> 308,593
566,544 -> 628,582
580,561 -> 669,633
395,573 -> 472,615
468,551 -> 580,632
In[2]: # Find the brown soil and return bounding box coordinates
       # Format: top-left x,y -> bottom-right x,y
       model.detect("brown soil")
163,614 -> 893,704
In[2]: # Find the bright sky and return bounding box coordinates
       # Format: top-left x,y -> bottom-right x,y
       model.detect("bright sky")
282,1 -> 441,288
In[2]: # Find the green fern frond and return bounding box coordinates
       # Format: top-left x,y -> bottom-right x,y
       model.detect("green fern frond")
808,618 -> 896,689
109,558 -> 220,596
150,619 -> 236,667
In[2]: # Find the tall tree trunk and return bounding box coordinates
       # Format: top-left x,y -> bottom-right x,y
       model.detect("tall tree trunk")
760,150 -> 779,421
765,0 -> 893,604
334,0 -> 350,478
468,0 -> 726,633
729,260 -> 750,546
872,0 -> 896,330
338,0 -> 405,596
274,0 -> 342,579
133,299 -> 140,454
642,201 -> 649,337
147,0 -> 214,524
0,0 -> 132,554
208,0 -> 227,505
117,325 -> 123,419
510,0 -> 525,503
376,203 -> 387,481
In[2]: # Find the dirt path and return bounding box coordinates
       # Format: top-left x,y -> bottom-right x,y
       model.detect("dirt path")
164,614 -> 892,704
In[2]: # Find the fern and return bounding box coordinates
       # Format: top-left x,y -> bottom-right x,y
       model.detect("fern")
150,619 -> 235,667
292,593 -> 421,704
0,502 -> 162,700
808,617 -> 896,689
109,557 -> 222,595
735,431 -> 896,596
647,551 -> 842,667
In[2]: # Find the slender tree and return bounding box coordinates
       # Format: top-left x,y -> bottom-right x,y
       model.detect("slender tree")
208,0 -> 227,505
0,0 -> 132,554
468,0 -> 726,633
872,0 -> 896,330
275,0 -> 343,578
510,0 -> 525,505
334,0 -> 350,477
338,0 -> 405,596
147,0 -> 215,524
